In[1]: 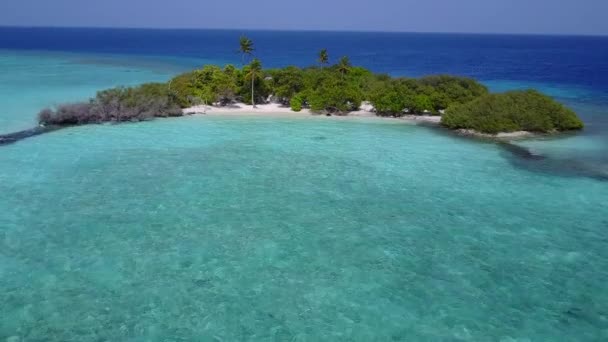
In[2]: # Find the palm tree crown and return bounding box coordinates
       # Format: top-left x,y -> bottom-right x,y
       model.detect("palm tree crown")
337,56 -> 351,78
318,49 -> 329,67
239,36 -> 254,66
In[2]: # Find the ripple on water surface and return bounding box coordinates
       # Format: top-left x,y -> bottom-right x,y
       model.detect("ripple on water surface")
1,116 -> 607,341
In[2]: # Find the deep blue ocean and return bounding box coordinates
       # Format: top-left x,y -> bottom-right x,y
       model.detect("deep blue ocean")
2,27 -> 608,89
1,27 -> 608,341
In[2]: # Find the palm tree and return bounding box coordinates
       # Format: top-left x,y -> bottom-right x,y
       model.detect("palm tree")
318,49 -> 329,67
239,36 -> 254,66
246,58 -> 263,108
337,56 -> 351,79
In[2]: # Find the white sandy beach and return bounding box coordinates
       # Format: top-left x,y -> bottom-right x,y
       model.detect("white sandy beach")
183,101 -> 443,124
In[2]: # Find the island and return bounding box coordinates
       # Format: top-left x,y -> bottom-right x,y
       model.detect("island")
3,37 -> 584,145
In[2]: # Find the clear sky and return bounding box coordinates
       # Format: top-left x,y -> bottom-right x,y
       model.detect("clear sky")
1,0 -> 607,35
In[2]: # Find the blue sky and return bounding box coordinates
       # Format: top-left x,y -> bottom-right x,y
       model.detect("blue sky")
1,0 -> 607,35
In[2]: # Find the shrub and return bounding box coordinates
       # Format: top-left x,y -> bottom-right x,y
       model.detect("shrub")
37,108 -> 54,125
38,83 -> 183,126
38,102 -> 97,125
290,94 -> 303,112
442,90 -> 584,134
169,71 -> 198,107
417,75 -> 488,110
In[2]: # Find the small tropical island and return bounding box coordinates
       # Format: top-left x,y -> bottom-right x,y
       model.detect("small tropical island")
2,36 -> 583,145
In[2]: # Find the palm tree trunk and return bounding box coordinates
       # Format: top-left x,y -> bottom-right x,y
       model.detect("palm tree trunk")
251,76 -> 255,108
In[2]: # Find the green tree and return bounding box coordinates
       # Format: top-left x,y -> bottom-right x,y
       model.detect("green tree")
180,65 -> 240,106
168,71 -> 198,107
369,85 -> 406,116
412,95 -> 433,113
306,74 -> 363,114
417,75 -> 489,111
337,56 -> 351,79
239,36 -> 254,66
218,64 -> 240,105
318,49 -> 329,67
269,66 -> 304,104
245,59 -> 263,108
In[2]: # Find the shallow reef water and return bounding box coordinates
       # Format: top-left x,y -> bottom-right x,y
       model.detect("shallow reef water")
1,116 -> 607,340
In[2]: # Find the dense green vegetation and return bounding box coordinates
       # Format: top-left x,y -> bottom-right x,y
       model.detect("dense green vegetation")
442,90 -> 584,134
168,61 -> 489,115
368,75 -> 489,116
163,37 -> 494,115
36,36 -> 583,135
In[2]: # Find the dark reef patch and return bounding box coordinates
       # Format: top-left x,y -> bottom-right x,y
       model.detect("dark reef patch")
430,124 -> 607,182
499,146 -> 608,182
497,142 -> 545,161
0,125 -> 64,146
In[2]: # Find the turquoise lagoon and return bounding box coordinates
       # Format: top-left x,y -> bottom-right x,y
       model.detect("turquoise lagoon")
1,44 -> 608,340
1,115 -> 608,340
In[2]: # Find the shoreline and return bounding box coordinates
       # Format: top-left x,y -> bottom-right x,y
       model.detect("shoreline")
0,102 -> 548,146
183,102 -> 443,124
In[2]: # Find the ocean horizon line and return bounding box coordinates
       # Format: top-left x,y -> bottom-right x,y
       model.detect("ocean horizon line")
1,25 -> 607,38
